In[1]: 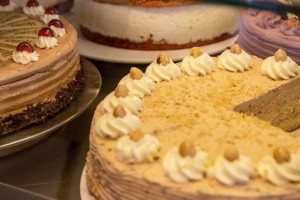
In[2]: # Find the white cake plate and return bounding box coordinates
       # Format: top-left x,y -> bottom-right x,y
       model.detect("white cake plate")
80,166 -> 95,200
64,13 -> 238,64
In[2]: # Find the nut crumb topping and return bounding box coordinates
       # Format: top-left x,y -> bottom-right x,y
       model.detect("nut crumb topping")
113,105 -> 126,118
190,47 -> 203,58
179,140 -> 196,157
130,130 -> 144,142
130,67 -> 143,80
224,147 -> 239,162
157,52 -> 170,66
274,49 -> 287,62
115,85 -> 129,98
230,44 -> 242,55
273,147 -> 290,163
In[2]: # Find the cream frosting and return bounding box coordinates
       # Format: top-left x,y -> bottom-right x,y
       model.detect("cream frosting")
208,155 -> 256,186
0,0 -> 16,11
12,51 -> 39,65
257,151 -> 300,185
181,52 -> 216,76
118,74 -> 155,98
95,112 -> 140,139
163,147 -> 208,183
50,26 -> 66,37
145,59 -> 181,82
35,36 -> 58,49
40,14 -> 60,24
217,49 -> 252,72
116,134 -> 160,163
23,5 -> 45,16
261,56 -> 298,80
101,92 -> 142,115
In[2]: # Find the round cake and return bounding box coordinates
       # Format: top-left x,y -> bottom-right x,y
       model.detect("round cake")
0,1 -> 83,135
86,45 -> 300,199
74,0 -> 240,50
238,10 -> 300,64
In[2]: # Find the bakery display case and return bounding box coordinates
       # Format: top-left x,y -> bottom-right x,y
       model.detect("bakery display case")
0,0 -> 300,199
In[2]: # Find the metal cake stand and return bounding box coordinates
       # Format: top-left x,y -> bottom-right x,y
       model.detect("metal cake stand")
0,57 -> 102,157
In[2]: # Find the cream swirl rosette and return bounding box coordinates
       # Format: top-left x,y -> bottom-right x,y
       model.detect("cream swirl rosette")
208,147 -> 256,186
50,26 -> 65,37
116,131 -> 160,163
163,141 -> 208,183
261,49 -> 298,80
41,14 -> 60,25
146,52 -> 181,82
181,47 -> 215,76
0,0 -> 17,11
101,85 -> 142,115
119,67 -> 155,98
12,51 -> 39,65
217,44 -> 252,72
257,147 -> 300,185
95,105 -> 140,139
35,32 -> 58,49
23,5 -> 45,16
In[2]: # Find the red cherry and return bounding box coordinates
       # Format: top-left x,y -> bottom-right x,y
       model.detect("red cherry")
45,7 -> 58,14
38,27 -> 54,37
16,42 -> 34,53
26,0 -> 39,7
48,19 -> 64,28
0,0 -> 9,6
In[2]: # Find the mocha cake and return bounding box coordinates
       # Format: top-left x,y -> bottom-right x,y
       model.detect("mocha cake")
86,44 -> 300,199
0,0 -> 83,135
238,9 -> 300,64
74,0 -> 240,50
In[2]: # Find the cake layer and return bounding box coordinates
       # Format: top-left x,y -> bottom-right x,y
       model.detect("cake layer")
238,10 -> 300,64
87,56 -> 300,199
92,0 -> 197,7
75,0 -> 239,50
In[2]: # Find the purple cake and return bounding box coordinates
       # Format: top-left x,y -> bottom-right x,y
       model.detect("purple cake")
238,10 -> 300,64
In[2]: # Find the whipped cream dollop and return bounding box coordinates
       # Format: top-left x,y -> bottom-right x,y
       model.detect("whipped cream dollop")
95,112 -> 140,139
12,51 -> 39,65
116,134 -> 161,163
0,0 -> 16,11
35,36 -> 58,49
23,5 -> 45,16
145,59 -> 181,82
50,26 -> 66,37
163,147 -> 208,183
118,74 -> 155,98
217,49 -> 252,72
257,151 -> 300,185
181,52 -> 216,76
261,56 -> 298,80
101,92 -> 142,115
40,14 -> 59,24
208,155 -> 256,186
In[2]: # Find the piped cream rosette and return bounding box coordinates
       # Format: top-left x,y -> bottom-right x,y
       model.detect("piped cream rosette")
261,49 -> 298,80
217,44 -> 253,72
181,47 -> 216,76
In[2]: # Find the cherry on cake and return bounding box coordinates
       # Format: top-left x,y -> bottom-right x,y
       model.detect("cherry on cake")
86,45 -> 300,199
0,6 -> 83,135
75,0 -> 240,50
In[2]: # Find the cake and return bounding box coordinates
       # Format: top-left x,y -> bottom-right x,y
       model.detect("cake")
0,0 -> 83,135
74,0 -> 240,50
238,10 -> 300,64
86,44 -> 300,199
